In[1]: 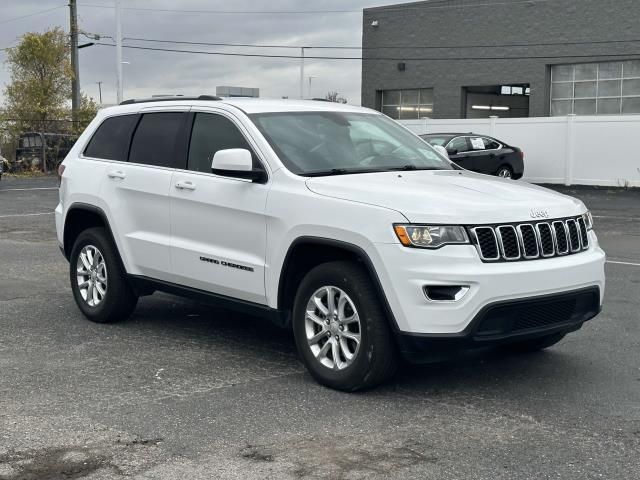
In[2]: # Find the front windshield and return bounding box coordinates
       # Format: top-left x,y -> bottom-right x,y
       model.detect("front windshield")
250,111 -> 453,176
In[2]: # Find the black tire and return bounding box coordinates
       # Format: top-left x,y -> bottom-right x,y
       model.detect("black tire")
496,165 -> 513,179
503,332 -> 566,353
292,261 -> 398,391
69,227 -> 138,323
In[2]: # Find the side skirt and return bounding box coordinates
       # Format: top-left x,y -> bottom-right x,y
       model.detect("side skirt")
127,275 -> 288,328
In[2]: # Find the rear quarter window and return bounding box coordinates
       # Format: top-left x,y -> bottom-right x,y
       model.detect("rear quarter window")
84,114 -> 139,161
482,138 -> 501,150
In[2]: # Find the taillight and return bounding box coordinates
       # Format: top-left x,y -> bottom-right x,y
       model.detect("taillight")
57,164 -> 66,185
520,150 -> 524,160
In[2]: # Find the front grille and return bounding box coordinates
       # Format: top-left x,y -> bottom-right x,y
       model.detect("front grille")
470,216 -> 589,262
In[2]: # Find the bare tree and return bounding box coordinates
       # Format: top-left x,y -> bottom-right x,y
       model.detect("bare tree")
325,91 -> 348,104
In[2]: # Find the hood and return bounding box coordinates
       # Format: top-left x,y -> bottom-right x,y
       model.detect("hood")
306,170 -> 585,224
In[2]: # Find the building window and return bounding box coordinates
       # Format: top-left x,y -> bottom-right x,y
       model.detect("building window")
550,60 -> 640,116
380,89 -> 433,119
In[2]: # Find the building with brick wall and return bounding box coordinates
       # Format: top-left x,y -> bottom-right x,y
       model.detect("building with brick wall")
361,0 -> 640,119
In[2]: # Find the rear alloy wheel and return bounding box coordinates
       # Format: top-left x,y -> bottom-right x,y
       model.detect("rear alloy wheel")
76,245 -> 108,307
69,227 -> 138,323
293,261 -> 398,391
496,166 -> 513,179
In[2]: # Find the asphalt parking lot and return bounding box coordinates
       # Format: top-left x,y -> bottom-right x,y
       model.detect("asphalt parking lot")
0,175 -> 638,479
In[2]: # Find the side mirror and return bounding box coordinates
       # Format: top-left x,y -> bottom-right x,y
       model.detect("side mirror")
432,145 -> 449,159
211,149 -> 267,183
447,148 -> 458,156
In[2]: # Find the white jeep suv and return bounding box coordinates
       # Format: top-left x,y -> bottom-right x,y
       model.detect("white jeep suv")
56,96 -> 605,391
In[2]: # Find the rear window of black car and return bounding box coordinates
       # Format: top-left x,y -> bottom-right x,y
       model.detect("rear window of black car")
84,114 -> 139,161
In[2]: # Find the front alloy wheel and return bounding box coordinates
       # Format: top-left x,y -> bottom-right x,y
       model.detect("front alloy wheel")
305,286 -> 361,371
293,261 -> 398,391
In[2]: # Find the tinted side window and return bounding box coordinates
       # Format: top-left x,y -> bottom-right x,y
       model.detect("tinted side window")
483,138 -> 501,150
84,114 -> 138,161
129,112 -> 185,168
447,137 -> 469,154
188,113 -> 258,173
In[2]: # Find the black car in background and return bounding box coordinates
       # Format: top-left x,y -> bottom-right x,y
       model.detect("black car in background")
421,133 -> 524,179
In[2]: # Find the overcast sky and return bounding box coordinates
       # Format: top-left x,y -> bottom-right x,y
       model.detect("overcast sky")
0,0 -> 410,105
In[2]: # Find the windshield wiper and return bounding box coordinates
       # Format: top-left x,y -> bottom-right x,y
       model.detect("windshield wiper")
303,165 -> 447,177
384,165 -> 445,172
304,168 -> 351,177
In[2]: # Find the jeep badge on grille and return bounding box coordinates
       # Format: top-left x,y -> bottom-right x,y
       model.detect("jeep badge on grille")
530,209 -> 550,219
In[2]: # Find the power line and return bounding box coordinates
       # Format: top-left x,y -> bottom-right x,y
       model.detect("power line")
0,5 -> 66,25
77,3 -> 361,14
77,0 -> 559,15
93,42 -> 640,62
120,35 -> 640,51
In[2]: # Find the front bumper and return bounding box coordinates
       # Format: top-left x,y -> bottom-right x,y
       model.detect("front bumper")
372,231 -> 605,336
396,286 -> 601,362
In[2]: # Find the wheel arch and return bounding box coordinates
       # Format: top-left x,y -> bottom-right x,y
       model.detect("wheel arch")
496,163 -> 514,177
63,203 -> 121,264
277,236 -> 400,331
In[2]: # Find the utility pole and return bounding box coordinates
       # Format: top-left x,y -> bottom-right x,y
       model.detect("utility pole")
308,76 -> 317,99
96,81 -> 103,104
69,0 -> 80,127
299,47 -> 305,100
115,0 -> 123,104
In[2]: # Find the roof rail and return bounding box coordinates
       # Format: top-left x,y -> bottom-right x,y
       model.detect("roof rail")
119,95 -> 222,105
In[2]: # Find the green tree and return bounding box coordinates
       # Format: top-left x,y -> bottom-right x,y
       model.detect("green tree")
76,93 -> 99,134
2,27 -> 72,136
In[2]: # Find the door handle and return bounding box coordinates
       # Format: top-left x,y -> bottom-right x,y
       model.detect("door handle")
175,181 -> 196,191
107,170 -> 126,179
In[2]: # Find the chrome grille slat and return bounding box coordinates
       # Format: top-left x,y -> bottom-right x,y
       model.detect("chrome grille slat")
496,225 -> 521,260
552,221 -> 569,255
472,227 -> 500,261
471,217 -> 589,262
566,219 -> 581,252
537,222 -> 556,257
517,224 -> 539,259
576,217 -> 589,249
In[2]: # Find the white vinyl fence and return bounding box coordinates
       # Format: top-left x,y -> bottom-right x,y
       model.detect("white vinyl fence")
400,115 -> 640,187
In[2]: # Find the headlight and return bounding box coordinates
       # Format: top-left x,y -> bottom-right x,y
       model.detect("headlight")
583,211 -> 594,230
394,224 -> 469,249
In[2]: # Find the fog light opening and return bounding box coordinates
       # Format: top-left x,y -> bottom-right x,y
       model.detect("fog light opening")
424,285 -> 470,302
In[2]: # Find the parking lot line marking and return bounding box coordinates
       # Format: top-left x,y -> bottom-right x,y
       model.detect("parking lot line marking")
0,212 -> 54,218
0,187 -> 58,192
607,260 -> 640,267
